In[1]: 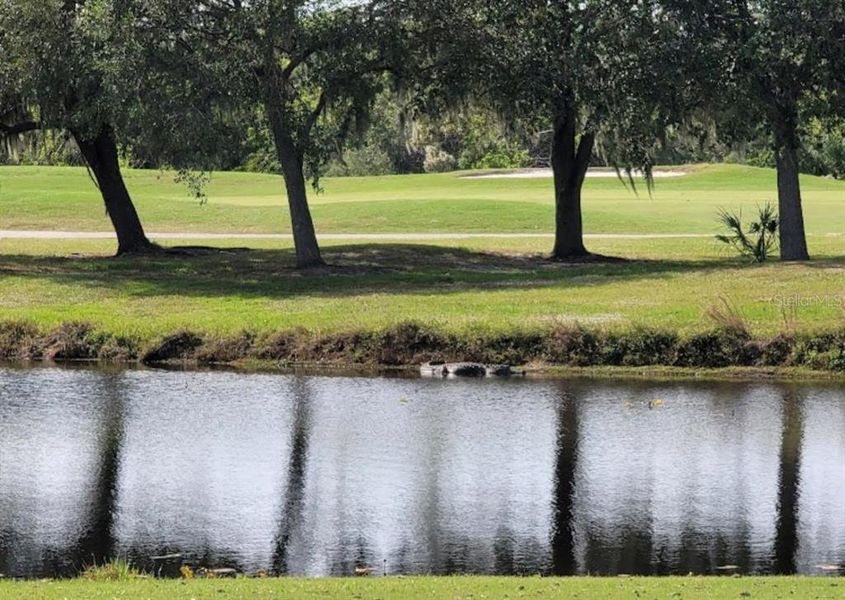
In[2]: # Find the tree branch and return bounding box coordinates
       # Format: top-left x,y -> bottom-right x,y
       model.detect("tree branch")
282,51 -> 312,80
574,132 -> 596,188
304,91 -> 327,136
0,120 -> 40,136
575,132 -> 595,175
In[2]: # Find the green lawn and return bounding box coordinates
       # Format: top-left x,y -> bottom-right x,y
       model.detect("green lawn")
1,163 -> 843,234
1,577 -> 842,600
0,235 -> 843,338
0,164 -> 843,340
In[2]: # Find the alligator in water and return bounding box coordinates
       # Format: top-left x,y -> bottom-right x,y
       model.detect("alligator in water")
419,362 -> 520,378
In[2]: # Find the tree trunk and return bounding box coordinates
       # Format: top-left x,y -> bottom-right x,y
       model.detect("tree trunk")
551,108 -> 594,259
267,113 -> 324,269
72,126 -> 156,256
773,120 -> 810,261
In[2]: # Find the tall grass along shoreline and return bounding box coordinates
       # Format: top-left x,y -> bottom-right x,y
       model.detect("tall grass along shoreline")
2,320 -> 845,373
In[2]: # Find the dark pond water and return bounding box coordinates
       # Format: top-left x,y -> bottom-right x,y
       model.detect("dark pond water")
1,366 -> 843,578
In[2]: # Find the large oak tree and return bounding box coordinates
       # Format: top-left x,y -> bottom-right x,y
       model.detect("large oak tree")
147,0 -> 399,268
0,0 -> 156,255
405,0 -> 695,259
692,1 -> 845,261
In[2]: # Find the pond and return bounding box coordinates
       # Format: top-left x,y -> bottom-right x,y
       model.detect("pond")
0,366 -> 843,578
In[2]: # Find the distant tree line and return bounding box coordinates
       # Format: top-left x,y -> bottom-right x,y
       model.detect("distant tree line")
1,0 -> 843,264
7,91 -> 843,180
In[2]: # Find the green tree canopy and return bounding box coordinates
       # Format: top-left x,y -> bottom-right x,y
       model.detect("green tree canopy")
143,0 -> 401,267
403,0 -> 699,259
684,0 -> 845,260
0,0 -> 155,254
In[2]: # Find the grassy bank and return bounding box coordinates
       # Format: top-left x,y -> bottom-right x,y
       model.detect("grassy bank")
1,236 -> 843,339
3,315 -> 845,372
1,163 -> 843,234
1,576 -> 843,600
1,165 -> 843,358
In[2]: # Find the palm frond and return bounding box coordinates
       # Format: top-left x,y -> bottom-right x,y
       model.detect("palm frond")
715,203 -> 779,263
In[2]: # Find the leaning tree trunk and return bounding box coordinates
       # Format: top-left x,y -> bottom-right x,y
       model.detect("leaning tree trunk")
72,126 -> 156,255
773,117 -> 810,261
267,119 -> 324,269
550,108 -> 595,260
277,142 -> 324,269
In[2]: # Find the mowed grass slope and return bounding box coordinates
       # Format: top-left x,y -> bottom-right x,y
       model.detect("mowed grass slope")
1,577 -> 843,600
0,164 -> 843,341
1,163 -> 843,234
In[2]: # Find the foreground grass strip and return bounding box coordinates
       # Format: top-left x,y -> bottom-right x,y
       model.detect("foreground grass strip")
0,576 -> 842,600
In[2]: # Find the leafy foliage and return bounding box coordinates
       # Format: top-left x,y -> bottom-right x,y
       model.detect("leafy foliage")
716,203 -> 779,262
684,1 -> 845,258
146,0 -> 400,184
801,117 -> 845,179
433,1 -> 699,174
4,0 -> 842,181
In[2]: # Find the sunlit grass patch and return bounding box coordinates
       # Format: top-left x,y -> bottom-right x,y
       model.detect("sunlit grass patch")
1,163 -> 842,234
0,236 -> 843,340
79,558 -> 143,582
1,576 -> 843,600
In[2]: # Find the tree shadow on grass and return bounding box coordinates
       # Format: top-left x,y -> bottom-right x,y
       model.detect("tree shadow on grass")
0,243 -> 841,301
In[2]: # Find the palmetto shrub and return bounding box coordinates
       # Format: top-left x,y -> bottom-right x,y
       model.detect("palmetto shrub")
716,203 -> 779,263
